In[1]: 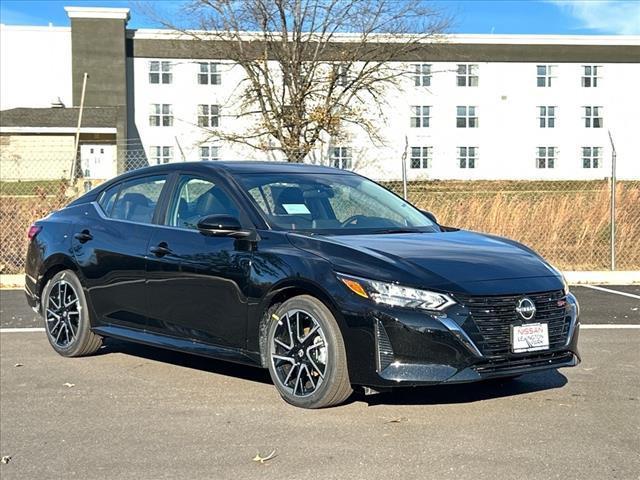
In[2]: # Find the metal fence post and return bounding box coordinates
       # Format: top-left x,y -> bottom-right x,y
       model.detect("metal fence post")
608,130 -> 617,271
401,136 -> 408,200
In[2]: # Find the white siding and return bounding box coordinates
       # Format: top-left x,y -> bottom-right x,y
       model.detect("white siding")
130,52 -> 640,180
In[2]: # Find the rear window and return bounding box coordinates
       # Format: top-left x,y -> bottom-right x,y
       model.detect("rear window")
101,175 -> 167,224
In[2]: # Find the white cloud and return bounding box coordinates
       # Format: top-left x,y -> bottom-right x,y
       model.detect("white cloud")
550,0 -> 640,35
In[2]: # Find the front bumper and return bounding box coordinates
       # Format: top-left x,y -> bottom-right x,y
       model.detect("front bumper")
342,291 -> 581,388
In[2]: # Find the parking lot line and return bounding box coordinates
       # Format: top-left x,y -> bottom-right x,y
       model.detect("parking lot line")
1,327 -> 45,333
580,284 -> 640,299
580,324 -> 640,329
2,325 -> 639,334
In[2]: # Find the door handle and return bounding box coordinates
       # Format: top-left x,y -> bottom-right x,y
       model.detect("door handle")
150,243 -> 172,257
74,230 -> 93,243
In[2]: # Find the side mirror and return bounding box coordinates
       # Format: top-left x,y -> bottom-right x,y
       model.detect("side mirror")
421,210 -> 438,224
197,215 -> 251,238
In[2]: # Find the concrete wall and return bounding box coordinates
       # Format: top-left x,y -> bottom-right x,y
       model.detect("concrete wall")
0,26 -> 72,110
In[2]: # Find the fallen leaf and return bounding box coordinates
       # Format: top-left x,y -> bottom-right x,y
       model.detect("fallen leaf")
385,417 -> 408,424
1,456 -> 11,464
14,363 -> 23,367
63,383 -> 75,388
252,450 -> 277,464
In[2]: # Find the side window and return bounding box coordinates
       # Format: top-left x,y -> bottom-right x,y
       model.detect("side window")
110,175 -> 167,224
167,176 -> 240,229
98,184 -> 120,216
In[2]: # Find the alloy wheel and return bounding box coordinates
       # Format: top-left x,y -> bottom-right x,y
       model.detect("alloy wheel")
46,280 -> 80,348
270,309 -> 328,397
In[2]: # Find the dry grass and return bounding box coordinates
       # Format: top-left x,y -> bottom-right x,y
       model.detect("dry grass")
1,179 -> 638,273
385,180 -> 639,271
0,181 -> 69,274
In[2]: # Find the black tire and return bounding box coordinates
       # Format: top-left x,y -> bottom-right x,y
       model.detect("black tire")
42,270 -> 102,357
266,295 -> 352,409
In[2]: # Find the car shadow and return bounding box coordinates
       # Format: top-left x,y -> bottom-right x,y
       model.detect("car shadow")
100,337 -> 272,385
353,369 -> 569,407
98,338 -> 568,406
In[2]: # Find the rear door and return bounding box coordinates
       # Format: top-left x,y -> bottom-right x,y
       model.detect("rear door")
145,172 -> 253,348
71,174 -> 169,329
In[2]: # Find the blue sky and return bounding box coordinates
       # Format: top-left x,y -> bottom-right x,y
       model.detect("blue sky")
1,0 -> 639,34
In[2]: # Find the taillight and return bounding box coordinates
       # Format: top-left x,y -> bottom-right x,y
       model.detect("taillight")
27,225 -> 41,240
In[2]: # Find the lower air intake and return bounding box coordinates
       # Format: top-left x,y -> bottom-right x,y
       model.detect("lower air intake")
374,319 -> 394,371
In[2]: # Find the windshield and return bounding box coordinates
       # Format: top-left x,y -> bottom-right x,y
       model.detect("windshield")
237,172 -> 439,234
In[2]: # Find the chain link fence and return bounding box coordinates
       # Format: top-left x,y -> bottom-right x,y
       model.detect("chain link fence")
1,142 -> 638,274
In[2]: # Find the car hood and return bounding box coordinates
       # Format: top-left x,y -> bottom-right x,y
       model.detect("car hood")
287,230 -> 564,295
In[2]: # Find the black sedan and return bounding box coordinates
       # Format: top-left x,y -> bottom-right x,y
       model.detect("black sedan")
25,162 -> 580,408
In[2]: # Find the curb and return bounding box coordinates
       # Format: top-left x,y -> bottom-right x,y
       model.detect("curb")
2,271 -> 639,289
563,271 -> 640,285
1,274 -> 24,289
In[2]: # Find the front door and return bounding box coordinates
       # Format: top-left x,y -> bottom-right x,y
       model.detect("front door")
80,144 -> 115,180
145,174 -> 253,348
72,174 -> 168,329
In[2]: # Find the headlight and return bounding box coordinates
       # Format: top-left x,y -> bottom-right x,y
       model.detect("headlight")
337,273 -> 455,311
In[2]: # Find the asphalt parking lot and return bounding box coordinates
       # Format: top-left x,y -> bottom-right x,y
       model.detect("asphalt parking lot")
1,285 -> 639,479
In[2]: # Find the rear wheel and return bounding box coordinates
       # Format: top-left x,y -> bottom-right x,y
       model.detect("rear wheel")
266,295 -> 352,409
42,270 -> 102,357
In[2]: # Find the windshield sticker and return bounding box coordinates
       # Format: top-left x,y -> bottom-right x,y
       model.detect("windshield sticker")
282,203 -> 310,214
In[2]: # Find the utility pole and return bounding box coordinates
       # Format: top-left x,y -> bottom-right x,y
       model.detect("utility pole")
608,130 -> 617,271
70,72 -> 88,183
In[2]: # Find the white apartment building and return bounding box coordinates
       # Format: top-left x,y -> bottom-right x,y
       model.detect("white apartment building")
1,7 -> 639,181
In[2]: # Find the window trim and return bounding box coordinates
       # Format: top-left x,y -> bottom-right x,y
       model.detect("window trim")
413,63 -> 432,87
331,146 -> 352,169
456,63 -> 478,87
410,146 -> 432,169
94,173 -> 170,226
456,106 -> 478,128
161,172 -> 252,231
536,64 -> 555,87
536,146 -> 556,169
410,106 -> 431,128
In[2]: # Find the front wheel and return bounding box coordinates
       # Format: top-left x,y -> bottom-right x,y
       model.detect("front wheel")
266,295 -> 352,409
42,270 -> 102,357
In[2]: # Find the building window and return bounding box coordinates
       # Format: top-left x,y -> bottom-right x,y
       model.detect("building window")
149,61 -> 172,84
332,147 -> 352,169
584,106 -> 603,128
198,104 -> 220,127
456,106 -> 478,128
538,106 -> 555,128
198,62 -> 221,85
410,106 -> 431,128
536,147 -> 556,169
582,65 -> 599,87
337,65 -> 350,87
456,64 -> 478,87
410,147 -> 432,169
413,64 -> 431,87
457,147 -> 477,169
149,104 -> 173,127
151,146 -> 173,164
536,65 -> 555,87
200,145 -> 219,161
582,147 -> 602,168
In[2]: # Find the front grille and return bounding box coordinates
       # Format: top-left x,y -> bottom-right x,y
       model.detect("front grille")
455,290 -> 571,356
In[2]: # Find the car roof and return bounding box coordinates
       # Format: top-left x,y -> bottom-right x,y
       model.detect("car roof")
70,161 -> 351,206
116,161 -> 349,177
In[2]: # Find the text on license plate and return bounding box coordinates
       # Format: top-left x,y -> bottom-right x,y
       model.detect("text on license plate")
511,323 -> 549,353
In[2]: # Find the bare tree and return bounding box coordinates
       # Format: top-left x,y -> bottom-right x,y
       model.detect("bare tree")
144,0 -> 450,162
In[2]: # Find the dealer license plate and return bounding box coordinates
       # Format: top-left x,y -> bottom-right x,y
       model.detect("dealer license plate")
511,323 -> 549,353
